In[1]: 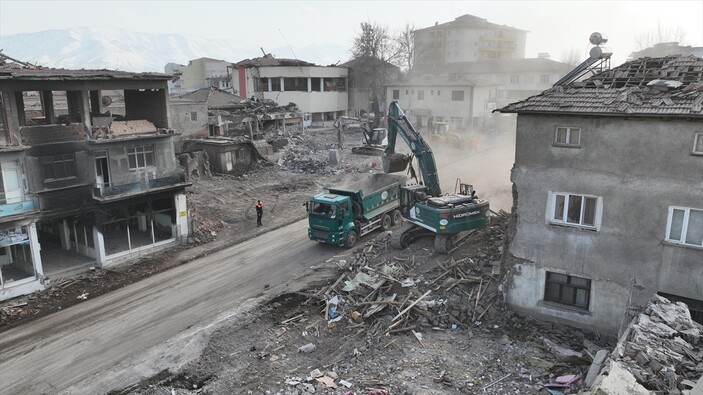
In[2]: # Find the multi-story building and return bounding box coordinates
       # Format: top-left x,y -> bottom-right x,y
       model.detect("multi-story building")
414,14 -> 527,70
497,55 -> 703,333
340,57 -> 400,117
165,57 -> 233,95
233,55 -> 347,125
386,58 -> 570,130
0,55 -> 190,300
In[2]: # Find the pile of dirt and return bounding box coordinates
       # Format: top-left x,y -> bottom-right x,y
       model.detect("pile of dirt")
122,213 -> 614,395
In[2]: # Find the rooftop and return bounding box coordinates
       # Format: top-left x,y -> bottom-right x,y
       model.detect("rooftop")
176,87 -> 246,107
415,14 -> 527,33
439,58 -> 571,75
235,54 -> 316,68
497,55 -> 703,117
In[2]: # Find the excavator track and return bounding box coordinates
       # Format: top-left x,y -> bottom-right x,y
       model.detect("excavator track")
391,223 -> 433,249
434,230 -> 476,254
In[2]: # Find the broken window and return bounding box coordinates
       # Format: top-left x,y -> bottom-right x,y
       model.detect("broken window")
41,154 -> 77,180
258,78 -> 269,92
544,272 -> 591,310
554,127 -> 581,147
283,77 -> 308,92
666,207 -> 703,247
392,90 -> 399,100
417,90 -> 424,100
270,78 -> 281,92
127,146 -> 155,170
693,133 -> 703,155
549,192 -> 599,229
451,90 -> 464,101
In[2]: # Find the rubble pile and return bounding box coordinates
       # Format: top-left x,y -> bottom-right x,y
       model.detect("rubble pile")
589,295 -> 703,394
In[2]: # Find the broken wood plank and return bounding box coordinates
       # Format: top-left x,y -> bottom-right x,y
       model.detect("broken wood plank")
280,313 -> 304,325
392,290 -> 432,322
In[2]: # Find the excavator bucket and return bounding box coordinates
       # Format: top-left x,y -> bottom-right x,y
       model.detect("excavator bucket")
383,153 -> 412,173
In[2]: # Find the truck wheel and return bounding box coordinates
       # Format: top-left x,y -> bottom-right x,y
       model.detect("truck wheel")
345,230 -> 358,248
390,209 -> 402,226
380,213 -> 392,231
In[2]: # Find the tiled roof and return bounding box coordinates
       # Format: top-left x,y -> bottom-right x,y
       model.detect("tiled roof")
497,55 -> 703,117
415,14 -> 527,33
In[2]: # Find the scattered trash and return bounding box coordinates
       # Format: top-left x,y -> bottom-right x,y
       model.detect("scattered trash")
298,343 -> 316,353
76,293 -> 88,300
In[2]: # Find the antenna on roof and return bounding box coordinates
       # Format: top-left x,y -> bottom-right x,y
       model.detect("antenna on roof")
553,32 -> 612,87
277,28 -> 304,71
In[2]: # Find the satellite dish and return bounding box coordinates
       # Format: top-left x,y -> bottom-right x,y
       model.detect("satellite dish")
102,96 -> 112,107
589,32 -> 608,46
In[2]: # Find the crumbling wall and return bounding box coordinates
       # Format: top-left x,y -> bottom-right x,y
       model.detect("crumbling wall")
178,151 -> 211,181
590,295 -> 703,394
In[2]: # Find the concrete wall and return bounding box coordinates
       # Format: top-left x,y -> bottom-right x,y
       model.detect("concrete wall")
505,113 -> 703,334
169,101 -> 208,136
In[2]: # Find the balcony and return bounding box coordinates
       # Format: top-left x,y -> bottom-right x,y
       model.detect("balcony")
93,172 -> 189,200
0,196 -> 38,218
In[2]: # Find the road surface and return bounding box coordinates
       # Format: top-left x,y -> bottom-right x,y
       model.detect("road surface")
0,138 -> 515,394
0,220 -> 340,394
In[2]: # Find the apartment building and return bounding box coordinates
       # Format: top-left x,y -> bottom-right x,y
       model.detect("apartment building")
0,56 -> 190,300
497,55 -> 703,332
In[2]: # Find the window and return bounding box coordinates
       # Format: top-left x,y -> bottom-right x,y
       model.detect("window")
392,90 -> 399,100
658,292 -> 703,324
666,207 -> 703,247
693,133 -> 703,155
417,90 -> 424,100
283,77 -> 308,92
127,146 -> 155,170
451,90 -> 464,101
258,78 -> 269,92
510,75 -> 520,84
554,127 -> 581,147
540,75 -> 550,84
437,90 -> 441,96
42,154 -> 76,180
271,78 -> 281,91
405,89 -> 409,95
311,78 -> 321,91
548,192 -> 600,229
190,112 -> 197,122
545,272 -> 591,310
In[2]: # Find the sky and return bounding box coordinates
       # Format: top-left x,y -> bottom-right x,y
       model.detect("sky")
1,0 -> 701,65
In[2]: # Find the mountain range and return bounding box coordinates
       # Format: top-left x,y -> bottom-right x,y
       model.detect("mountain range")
0,27 -> 351,72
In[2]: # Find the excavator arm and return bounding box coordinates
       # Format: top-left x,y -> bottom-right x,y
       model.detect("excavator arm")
383,101 -> 442,197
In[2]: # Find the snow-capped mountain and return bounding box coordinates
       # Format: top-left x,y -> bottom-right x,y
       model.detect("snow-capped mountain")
0,27 -> 351,72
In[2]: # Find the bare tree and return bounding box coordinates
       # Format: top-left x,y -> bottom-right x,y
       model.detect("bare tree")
394,23 -> 415,71
351,22 -> 401,128
635,19 -> 688,50
560,47 -> 583,68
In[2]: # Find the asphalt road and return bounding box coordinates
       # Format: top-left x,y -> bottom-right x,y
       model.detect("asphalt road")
0,138 -> 515,395
0,220 -> 341,394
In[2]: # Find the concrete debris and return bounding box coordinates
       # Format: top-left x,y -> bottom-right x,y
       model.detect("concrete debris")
590,295 -> 703,394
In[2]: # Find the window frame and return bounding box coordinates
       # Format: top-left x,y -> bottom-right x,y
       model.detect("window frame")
451,90 -> 464,101
665,206 -> 703,248
41,153 -> 77,181
553,126 -> 581,147
392,89 -> 400,100
127,145 -> 155,170
190,112 -> 197,122
544,271 -> 591,310
547,192 -> 602,230
693,133 -> 703,156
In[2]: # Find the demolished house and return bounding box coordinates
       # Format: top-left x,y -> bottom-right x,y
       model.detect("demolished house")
0,53 -> 190,300
496,55 -> 703,334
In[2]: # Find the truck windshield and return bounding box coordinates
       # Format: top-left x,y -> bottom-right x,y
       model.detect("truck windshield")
311,202 -> 337,218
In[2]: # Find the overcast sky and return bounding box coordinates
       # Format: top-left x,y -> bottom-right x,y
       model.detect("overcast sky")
1,0 -> 701,65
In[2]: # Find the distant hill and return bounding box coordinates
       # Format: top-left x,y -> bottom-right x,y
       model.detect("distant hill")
0,27 -> 351,72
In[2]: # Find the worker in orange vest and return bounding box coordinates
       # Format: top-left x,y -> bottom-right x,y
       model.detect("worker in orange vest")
255,200 -> 263,226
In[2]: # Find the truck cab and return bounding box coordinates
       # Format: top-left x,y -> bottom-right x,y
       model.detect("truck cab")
307,193 -> 354,246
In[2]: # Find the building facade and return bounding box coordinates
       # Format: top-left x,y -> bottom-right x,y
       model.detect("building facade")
414,14 -> 527,70
234,55 -> 347,125
497,55 -> 703,333
165,57 -> 233,95
0,57 -> 190,300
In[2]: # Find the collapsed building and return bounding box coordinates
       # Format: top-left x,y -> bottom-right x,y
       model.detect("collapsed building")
0,53 -> 190,301
497,55 -> 703,334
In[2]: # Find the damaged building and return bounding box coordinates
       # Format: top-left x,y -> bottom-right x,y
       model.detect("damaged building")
233,55 -> 347,126
0,54 -> 190,301
497,55 -> 703,334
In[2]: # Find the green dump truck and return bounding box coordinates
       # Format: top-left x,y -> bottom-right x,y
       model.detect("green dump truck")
307,174 -> 405,248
